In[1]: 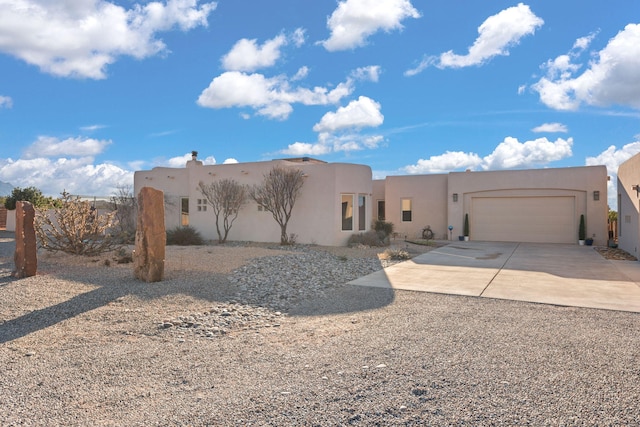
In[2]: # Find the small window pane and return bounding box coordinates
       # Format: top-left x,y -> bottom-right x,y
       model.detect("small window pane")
377,200 -> 385,221
341,194 -> 353,231
401,198 -> 412,222
358,195 -> 366,231
181,197 -> 189,226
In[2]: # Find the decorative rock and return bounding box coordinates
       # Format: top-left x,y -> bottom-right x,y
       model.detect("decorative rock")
13,201 -> 37,278
134,187 -> 165,282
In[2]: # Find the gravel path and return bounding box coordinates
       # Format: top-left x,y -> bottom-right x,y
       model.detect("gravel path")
1,231 -> 639,426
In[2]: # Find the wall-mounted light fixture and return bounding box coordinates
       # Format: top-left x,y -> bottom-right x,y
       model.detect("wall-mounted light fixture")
452,193 -> 458,202
633,185 -> 640,197
593,190 -> 600,201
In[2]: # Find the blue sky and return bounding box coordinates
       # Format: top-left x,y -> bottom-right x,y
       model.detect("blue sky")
1,0 -> 639,207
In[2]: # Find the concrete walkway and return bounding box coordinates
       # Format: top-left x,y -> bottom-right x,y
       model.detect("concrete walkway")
349,242 -> 640,312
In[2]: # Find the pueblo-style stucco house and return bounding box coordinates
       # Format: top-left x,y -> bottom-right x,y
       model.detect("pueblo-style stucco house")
617,152 -> 640,257
134,154 -> 608,247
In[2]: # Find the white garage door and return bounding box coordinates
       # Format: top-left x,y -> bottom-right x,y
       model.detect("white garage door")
471,196 -> 576,243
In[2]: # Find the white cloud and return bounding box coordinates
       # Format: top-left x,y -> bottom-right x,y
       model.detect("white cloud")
320,0 -> 420,51
403,136 -> 573,174
0,0 -> 217,79
222,158 -> 239,164
586,141 -> 640,175
23,136 -> 111,159
292,66 -> 309,81
483,136 -> 572,170
0,96 -> 13,108
281,133 -> 384,156
197,70 -> 355,120
351,65 -> 381,82
406,3 -> 543,74
586,140 -> 640,208
404,151 -> 483,174
222,33 -> 287,72
282,142 -> 333,156
281,95 -> 385,156
313,96 -> 383,133
533,24 -> 640,110
166,152 -> 216,167
0,156 -> 133,197
532,122 -> 568,133
80,124 -> 106,132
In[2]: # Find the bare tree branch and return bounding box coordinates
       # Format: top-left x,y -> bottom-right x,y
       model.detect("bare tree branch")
249,166 -> 304,245
198,179 -> 248,243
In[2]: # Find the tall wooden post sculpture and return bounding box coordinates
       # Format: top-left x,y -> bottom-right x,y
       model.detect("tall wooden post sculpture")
134,187 -> 166,282
13,201 -> 37,278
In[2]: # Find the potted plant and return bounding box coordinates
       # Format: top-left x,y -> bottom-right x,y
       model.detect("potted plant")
578,214 -> 586,245
463,213 -> 470,241
585,237 -> 594,246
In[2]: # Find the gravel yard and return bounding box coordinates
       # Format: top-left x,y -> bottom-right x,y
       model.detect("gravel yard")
1,231 -> 639,426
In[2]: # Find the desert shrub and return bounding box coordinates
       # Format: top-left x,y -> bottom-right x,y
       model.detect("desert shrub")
347,230 -> 386,247
35,191 -> 120,256
382,248 -> 411,260
374,220 -> 394,237
166,226 -> 204,246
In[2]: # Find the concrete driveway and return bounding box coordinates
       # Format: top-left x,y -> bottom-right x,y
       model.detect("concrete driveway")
349,242 -> 640,312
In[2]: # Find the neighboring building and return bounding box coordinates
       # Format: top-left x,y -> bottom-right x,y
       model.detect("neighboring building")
134,155 -> 373,246
135,154 -> 608,246
617,153 -> 640,256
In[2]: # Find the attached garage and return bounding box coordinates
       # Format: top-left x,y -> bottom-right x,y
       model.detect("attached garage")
471,196 -> 576,244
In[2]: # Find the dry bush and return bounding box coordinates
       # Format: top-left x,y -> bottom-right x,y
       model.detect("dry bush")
347,230 -> 387,247
35,191 -> 121,256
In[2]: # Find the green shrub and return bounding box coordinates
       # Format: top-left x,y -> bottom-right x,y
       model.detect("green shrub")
374,220 -> 394,237
166,226 -> 204,246
347,230 -> 386,247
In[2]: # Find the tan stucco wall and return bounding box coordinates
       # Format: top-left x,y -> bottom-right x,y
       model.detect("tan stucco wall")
383,174 -> 449,240
134,159 -> 372,246
448,166 -> 608,245
617,154 -> 640,256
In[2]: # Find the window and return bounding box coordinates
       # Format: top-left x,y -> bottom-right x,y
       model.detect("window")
358,194 -> 366,231
181,197 -> 189,226
401,198 -> 412,222
197,199 -> 207,212
341,194 -> 354,231
377,200 -> 385,221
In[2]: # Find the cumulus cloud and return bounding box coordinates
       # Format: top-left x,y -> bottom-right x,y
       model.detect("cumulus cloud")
533,24 -> 640,110
313,96 -> 383,133
0,96 -> 13,108
405,3 -> 543,75
221,29 -> 306,72
281,96 -> 384,156
531,122 -> 568,133
0,156 -> 132,197
586,140 -> 640,207
197,70 -> 355,120
320,0 -> 420,51
403,136 -> 573,174
23,136 -> 112,159
0,0 -> 217,79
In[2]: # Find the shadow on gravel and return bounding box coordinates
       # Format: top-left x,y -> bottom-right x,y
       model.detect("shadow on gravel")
0,231 -> 394,342
287,285 -> 395,317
